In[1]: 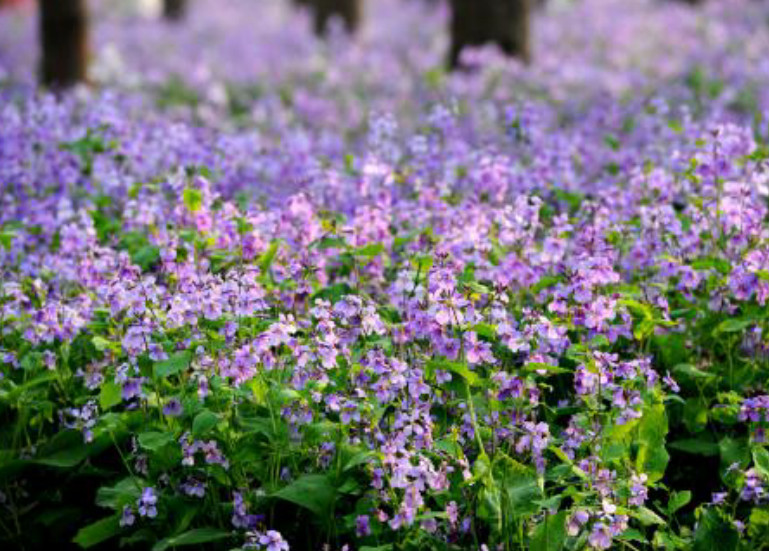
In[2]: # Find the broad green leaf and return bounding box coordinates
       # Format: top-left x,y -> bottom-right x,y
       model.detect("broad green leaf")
426,359 -> 479,386
151,528 -> 231,551
132,245 -> 160,271
636,403 -> 669,482
273,474 -> 336,517
354,242 -> 385,257
692,508 -> 738,551
719,436 -> 750,484
524,362 -> 570,375
668,491 -> 692,515
669,438 -> 719,456
714,318 -> 754,335
34,442 -> 90,468
92,336 -> 114,352
96,477 -> 144,510
73,516 -> 120,549
690,256 -> 730,275
99,382 -> 122,410
310,283 -> 354,304
182,188 -> 203,212
673,363 -> 716,381
753,447 -> 769,478
154,350 -> 192,378
682,398 -> 709,434
313,236 -> 347,250
192,410 -> 219,438
137,431 -> 174,452
530,511 -> 567,551
633,506 -> 666,526
259,240 -> 280,272
496,455 -> 542,518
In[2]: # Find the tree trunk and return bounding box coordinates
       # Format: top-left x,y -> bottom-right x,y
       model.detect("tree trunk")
313,0 -> 361,35
39,0 -> 88,89
449,0 -> 531,70
164,0 -> 187,20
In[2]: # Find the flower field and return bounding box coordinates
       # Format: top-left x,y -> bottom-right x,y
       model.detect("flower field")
2,0 -> 769,549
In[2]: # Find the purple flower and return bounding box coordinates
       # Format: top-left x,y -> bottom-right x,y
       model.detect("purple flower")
711,492 -> 728,505
446,501 -> 459,526
137,487 -> 157,518
567,509 -> 589,536
258,530 -> 289,551
122,378 -> 145,401
628,473 -> 648,506
355,514 -> 371,537
119,505 -> 135,527
232,491 -> 259,530
741,469 -> 766,503
588,522 -> 613,550
180,477 -> 206,498
663,372 -> 680,393
162,398 -> 183,417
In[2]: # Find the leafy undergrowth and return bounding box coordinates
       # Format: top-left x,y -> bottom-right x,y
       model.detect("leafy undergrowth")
2,1 -> 769,550
1,122 -> 769,550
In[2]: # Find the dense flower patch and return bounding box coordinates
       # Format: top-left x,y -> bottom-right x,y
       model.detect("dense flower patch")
2,0 -> 769,550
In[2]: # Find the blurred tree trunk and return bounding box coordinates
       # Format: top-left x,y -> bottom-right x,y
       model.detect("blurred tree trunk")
313,0 -> 361,35
164,0 -> 187,20
39,0 -> 88,89
449,0 -> 531,69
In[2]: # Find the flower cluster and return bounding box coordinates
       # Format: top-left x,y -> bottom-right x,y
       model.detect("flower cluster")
3,0 -> 769,550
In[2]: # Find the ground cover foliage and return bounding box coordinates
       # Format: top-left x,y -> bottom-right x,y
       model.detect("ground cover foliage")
2,0 -> 769,549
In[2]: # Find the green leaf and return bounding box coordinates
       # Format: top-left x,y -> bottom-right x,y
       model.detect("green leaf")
192,410 -> 219,438
426,359 -> 480,386
749,508 -> 769,537
259,240 -> 280,272
73,516 -> 121,549
182,188 -> 203,212
151,528 -> 231,551
99,382 -> 122,410
693,508 -> 739,551
690,256 -> 730,275
33,442 -> 90,468
132,246 -> 160,271
96,477 -> 144,510
524,362 -> 571,375
354,242 -> 385,258
669,438 -> 719,456
668,491 -> 692,515
92,336 -> 114,352
273,474 -> 336,517
310,283 -> 355,304
714,318 -> 754,335
682,398 -> 709,434
636,403 -> 669,482
496,455 -> 542,518
313,236 -> 347,250
633,506 -> 666,526
137,431 -> 174,452
672,363 -> 716,382
753,446 -> 769,478
719,436 -> 751,484
530,511 -> 567,551
154,350 -> 192,378
617,529 -> 648,544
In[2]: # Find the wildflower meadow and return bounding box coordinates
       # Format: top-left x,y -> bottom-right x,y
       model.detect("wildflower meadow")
1,0 -> 769,549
